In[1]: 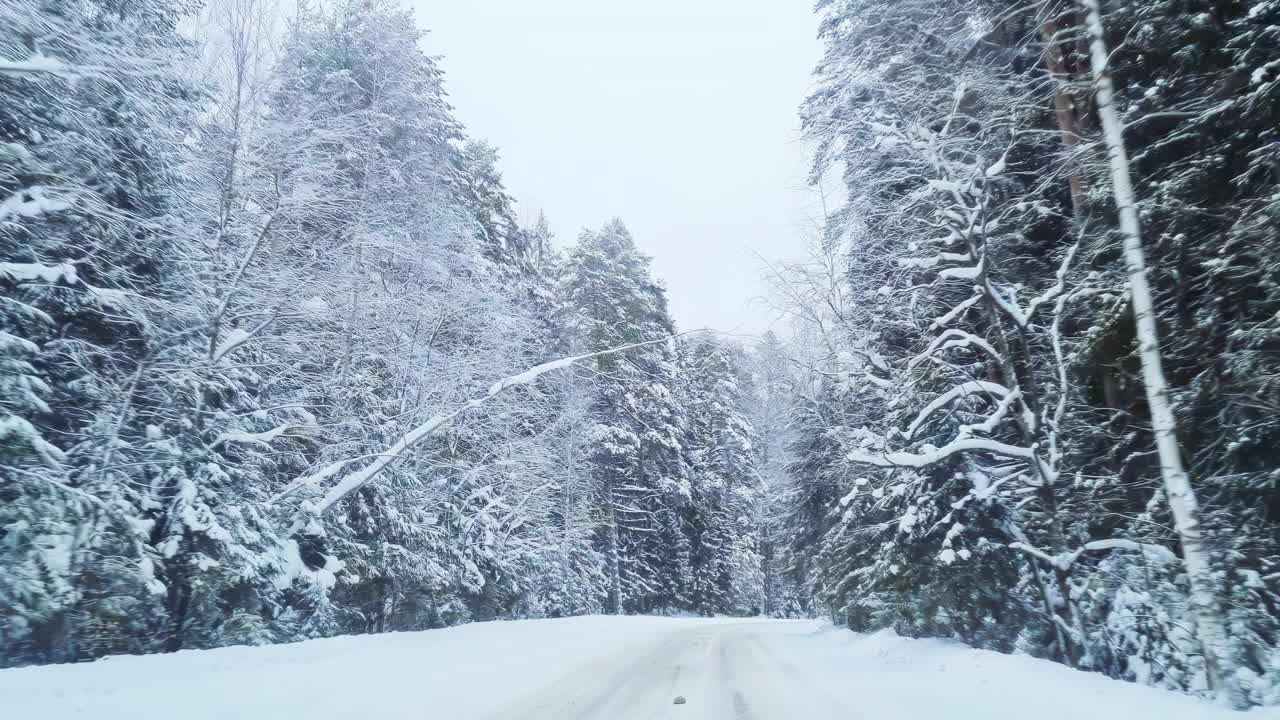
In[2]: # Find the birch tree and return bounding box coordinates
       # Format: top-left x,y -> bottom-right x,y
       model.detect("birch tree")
1078,0 -> 1231,701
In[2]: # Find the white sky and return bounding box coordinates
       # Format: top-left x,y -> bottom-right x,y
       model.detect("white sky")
409,0 -> 824,335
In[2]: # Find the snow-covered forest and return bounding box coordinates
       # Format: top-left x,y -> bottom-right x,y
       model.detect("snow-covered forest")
3,0 -> 1280,713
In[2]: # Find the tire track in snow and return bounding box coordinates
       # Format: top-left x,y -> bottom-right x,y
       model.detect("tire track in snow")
483,621 -> 853,720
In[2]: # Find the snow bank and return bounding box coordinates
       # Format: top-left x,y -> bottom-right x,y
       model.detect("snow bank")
765,624 -> 1278,720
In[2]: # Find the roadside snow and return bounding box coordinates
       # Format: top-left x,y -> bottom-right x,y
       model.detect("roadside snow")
764,624 -> 1276,720
1,617 -> 1271,719
0,616 -> 692,720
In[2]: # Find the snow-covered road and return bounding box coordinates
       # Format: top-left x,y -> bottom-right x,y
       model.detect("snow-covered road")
488,621 -> 853,719
2,616 -> 1265,719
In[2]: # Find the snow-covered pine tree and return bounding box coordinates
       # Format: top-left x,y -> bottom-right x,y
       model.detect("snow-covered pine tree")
558,219 -> 692,614
741,332 -> 804,617
681,336 -> 763,615
0,0 -> 224,662
456,140 -> 521,269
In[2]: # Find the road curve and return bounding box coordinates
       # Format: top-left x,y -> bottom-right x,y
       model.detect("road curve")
485,621 -> 856,720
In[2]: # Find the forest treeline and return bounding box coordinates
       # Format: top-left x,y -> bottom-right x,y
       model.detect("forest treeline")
3,0 -> 1280,712
1,0 -> 774,666
779,0 -> 1280,709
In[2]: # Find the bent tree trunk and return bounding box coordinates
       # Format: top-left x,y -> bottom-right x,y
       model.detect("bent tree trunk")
1079,0 -> 1233,703
279,333 -> 697,616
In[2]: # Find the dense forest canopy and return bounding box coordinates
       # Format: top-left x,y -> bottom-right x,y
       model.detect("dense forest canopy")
2,0 -> 1279,711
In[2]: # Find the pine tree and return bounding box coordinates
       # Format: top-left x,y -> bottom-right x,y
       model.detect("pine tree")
1,0 -> 215,661
682,336 -> 763,615
456,140 -> 520,268
558,219 -> 691,613
742,332 -> 805,616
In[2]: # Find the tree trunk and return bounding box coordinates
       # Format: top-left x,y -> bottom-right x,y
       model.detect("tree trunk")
1079,0 -> 1233,703
973,190 -> 1080,665
761,537 -> 775,617
1039,12 -> 1088,216
605,476 -> 623,615
164,555 -> 192,653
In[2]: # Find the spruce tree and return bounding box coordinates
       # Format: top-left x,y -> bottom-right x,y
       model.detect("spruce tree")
558,219 -> 691,613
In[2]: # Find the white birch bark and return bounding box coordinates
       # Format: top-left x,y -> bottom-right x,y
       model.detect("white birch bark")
1079,0 -> 1231,700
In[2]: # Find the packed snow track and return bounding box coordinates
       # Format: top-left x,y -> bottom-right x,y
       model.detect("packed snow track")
486,621 -> 853,719
1,616 -> 1247,720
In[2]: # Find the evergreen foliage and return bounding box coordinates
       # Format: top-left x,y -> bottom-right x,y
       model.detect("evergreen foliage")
3,0 -> 1279,709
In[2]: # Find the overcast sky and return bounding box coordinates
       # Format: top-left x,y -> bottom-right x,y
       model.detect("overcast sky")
409,1 -> 824,335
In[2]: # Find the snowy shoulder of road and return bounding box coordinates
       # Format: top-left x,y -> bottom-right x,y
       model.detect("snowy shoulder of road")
2,616 -> 1273,720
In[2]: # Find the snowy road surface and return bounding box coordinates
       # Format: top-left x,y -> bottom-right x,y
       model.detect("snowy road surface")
2,616 -> 1263,719
486,621 -> 853,719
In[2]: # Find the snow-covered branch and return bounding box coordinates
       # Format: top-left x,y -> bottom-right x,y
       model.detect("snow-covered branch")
0,53 -> 74,78
1009,538 -> 1177,573
958,389 -> 1020,439
296,332 -> 701,516
903,380 -> 1010,439
211,424 -> 305,450
909,328 -> 1002,368
0,261 -> 79,285
931,292 -> 982,328
0,188 -> 74,222
1025,240 -> 1080,321
849,436 -> 1035,469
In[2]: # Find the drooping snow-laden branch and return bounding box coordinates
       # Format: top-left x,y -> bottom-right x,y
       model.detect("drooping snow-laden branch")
0,53 -> 75,78
1009,538 -> 1177,574
931,292 -> 982,328
909,328 -> 1002,369
848,436 -> 1036,469
0,187 -> 74,223
903,380 -> 1010,439
288,332 -> 704,518
210,424 -> 306,450
958,389 -> 1021,440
